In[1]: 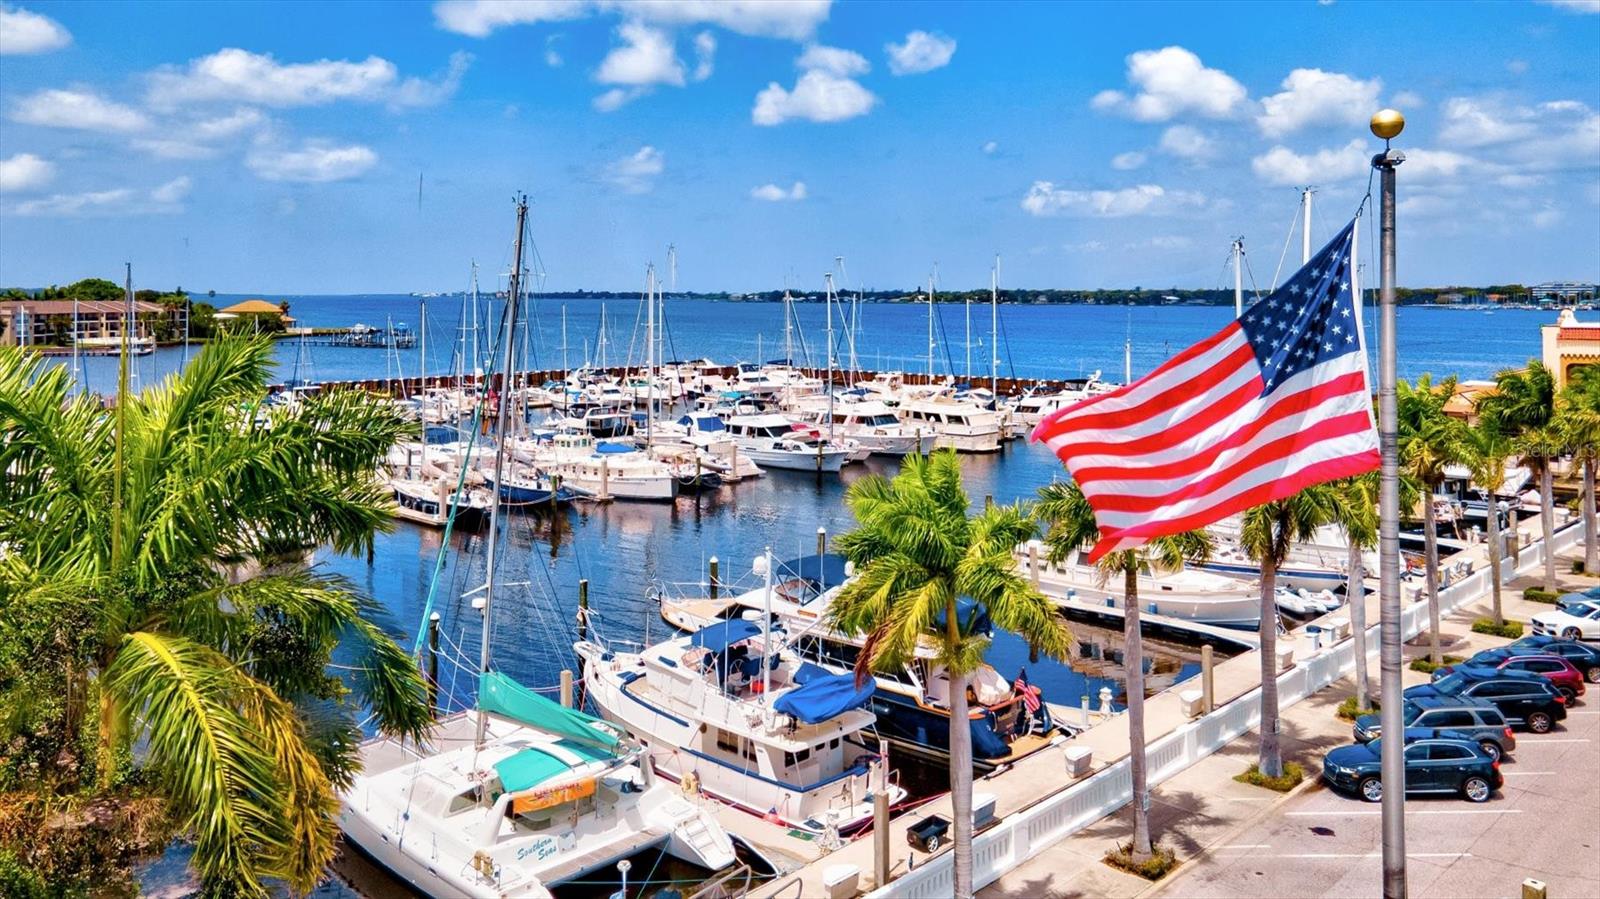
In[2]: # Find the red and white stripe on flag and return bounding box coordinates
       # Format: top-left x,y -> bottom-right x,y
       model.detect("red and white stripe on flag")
1029,221 -> 1378,562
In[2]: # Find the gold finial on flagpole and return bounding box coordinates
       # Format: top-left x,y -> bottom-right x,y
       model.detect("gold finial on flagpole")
1370,109 -> 1405,141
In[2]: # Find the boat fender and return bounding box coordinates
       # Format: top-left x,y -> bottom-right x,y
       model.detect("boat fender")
681,771 -> 700,796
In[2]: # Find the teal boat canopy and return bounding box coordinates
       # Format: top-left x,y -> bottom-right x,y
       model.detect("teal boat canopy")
478,672 -> 622,753
493,747 -> 573,792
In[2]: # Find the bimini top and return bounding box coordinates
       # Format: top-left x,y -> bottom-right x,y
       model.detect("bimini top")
492,743 -> 609,792
595,441 -> 637,455
689,618 -> 762,653
479,671 -> 622,752
774,554 -> 849,591
774,671 -> 876,724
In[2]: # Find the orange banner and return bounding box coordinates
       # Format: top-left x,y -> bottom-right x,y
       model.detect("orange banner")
511,778 -> 595,815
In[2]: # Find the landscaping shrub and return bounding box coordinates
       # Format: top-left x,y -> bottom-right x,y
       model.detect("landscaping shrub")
1104,842 -> 1180,881
1234,762 -> 1305,793
1524,588 -> 1561,604
1336,696 -> 1378,720
1409,655 -> 1464,674
1471,618 -> 1524,638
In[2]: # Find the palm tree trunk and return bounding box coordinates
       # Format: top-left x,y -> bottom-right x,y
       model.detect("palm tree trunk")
1487,488 -> 1504,628
1585,458 -> 1597,574
947,600 -> 974,899
1347,540 -> 1371,705
96,683 -> 117,789
1424,489 -> 1442,666
1124,565 -> 1152,861
1257,553 -> 1282,779
1541,462 -> 1557,591
1508,502 -> 1520,566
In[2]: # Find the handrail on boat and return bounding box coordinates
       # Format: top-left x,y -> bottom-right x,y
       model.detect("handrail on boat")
687,863 -> 755,899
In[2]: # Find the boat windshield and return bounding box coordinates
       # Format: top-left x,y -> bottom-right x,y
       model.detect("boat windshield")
866,414 -> 898,426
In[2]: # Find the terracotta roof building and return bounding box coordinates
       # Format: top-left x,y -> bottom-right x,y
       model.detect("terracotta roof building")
1542,308 -> 1600,391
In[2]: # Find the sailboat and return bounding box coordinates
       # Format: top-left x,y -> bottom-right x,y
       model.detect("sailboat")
340,197 -> 736,898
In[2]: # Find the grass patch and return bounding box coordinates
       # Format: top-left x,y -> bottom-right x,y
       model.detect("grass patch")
1525,588 -> 1561,604
1233,761 -> 1305,793
1336,696 -> 1378,721
1104,842 -> 1180,881
1471,618 -> 1524,638
1409,655 -> 1465,674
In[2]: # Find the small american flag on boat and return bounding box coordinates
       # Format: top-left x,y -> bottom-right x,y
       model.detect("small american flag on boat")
1030,219 -> 1378,562
1014,670 -> 1041,714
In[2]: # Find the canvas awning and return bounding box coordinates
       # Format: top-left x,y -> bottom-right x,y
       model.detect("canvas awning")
774,672 -> 875,724
689,618 -> 761,653
478,672 -> 621,752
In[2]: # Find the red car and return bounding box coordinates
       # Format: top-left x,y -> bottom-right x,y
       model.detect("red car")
1438,654 -> 1587,703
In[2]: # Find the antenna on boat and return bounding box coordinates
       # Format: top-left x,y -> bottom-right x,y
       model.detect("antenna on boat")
475,194 -> 530,752
762,546 -> 774,703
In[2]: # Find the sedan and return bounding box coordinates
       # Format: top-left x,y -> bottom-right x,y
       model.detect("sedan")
1434,653 -> 1587,702
1532,601 -> 1600,640
1323,737 -> 1501,803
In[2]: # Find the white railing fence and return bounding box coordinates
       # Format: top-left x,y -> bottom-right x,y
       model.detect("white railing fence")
873,520 -> 1585,898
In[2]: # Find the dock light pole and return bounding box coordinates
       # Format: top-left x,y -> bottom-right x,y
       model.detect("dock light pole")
1370,108 -> 1408,899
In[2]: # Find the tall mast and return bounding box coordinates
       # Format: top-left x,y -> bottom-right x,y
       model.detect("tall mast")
782,291 -> 793,365
598,304 -> 607,371
964,277 -> 972,381
561,304 -> 569,375
761,546 -> 774,702
470,260 -> 481,380
1233,237 -> 1245,316
418,297 -> 427,389
645,262 -> 656,444
926,269 -> 935,379
991,256 -> 999,400
825,272 -> 836,440
111,263 -> 132,571
476,195 -> 529,751
1301,187 -> 1314,265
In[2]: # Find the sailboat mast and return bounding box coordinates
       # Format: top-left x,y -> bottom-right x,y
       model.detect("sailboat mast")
1302,187 -> 1314,265
419,298 -> 427,388
783,291 -> 793,366
761,546 -> 774,702
645,262 -> 655,443
476,195 -> 529,751
1233,238 -> 1245,316
965,280 -> 972,381
470,261 -> 481,380
926,270 -> 935,379
991,256 -> 999,400
111,263 -> 131,570
825,273 -> 835,440
71,294 -> 80,385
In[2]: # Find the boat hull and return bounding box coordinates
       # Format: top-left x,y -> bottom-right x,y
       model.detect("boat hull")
741,447 -> 848,472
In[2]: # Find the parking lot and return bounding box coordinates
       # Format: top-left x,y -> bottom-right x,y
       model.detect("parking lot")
1154,690 -> 1600,898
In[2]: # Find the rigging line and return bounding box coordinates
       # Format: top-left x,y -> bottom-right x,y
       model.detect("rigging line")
1268,199 -> 1300,291
997,304 -> 1018,380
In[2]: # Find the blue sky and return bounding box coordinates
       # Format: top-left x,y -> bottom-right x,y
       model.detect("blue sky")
0,0 -> 1596,294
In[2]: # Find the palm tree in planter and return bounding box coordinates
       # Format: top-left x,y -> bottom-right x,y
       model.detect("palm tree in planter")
1240,486 -> 1342,778
0,338 -> 431,895
1477,362 -> 1558,590
1035,480 -> 1211,864
1397,374 -> 1468,665
1331,474 -> 1378,705
828,450 -> 1072,899
1464,423 -> 1514,626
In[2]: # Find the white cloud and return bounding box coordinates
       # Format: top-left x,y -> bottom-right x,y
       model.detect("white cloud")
1091,46 -> 1246,122
0,152 -> 54,192
1020,182 -> 1205,217
751,181 -> 807,201
1538,0 -> 1599,12
146,48 -> 469,110
132,107 -> 266,160
10,88 -> 150,132
1111,151 -> 1146,170
797,43 -> 868,77
1158,124 -> 1214,160
247,139 -> 378,182
0,3 -> 70,54
1063,240 -> 1107,252
150,176 -> 192,204
1506,58 -> 1530,75
433,0 -> 831,40
605,145 -> 664,193
692,31 -> 716,81
592,87 -> 640,112
276,197 -> 297,216
1250,139 -> 1367,185
597,22 -> 683,86
545,35 -> 563,67
131,138 -> 219,160
982,140 -> 999,155
752,69 -> 876,125
885,30 -> 955,76
1256,68 -> 1382,137
1391,90 -> 1424,109
1402,148 -> 1476,181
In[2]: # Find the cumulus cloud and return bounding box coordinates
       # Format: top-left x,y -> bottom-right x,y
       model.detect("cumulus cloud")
545,35 -> 564,67
1158,124 -> 1214,160
982,140 -> 999,155
12,177 -> 191,216
592,87 -> 639,112
750,181 -> 807,201
692,31 -> 716,81
433,0 -> 832,40
885,30 -> 955,76
131,107 -> 267,160
10,88 -> 150,132
247,139 -> 378,182
146,48 -> 469,110
0,152 -> 54,192
797,43 -> 869,77
1391,90 -> 1425,109
597,22 -> 684,86
149,175 -> 192,204
1256,68 -> 1382,137
1090,46 -> 1246,121
1020,182 -> 1205,217
1111,151 -> 1146,170
1250,139 -> 1367,185
1440,96 -> 1539,146
752,69 -> 876,125
0,3 -> 70,55
605,145 -> 664,193
1538,0 -> 1599,13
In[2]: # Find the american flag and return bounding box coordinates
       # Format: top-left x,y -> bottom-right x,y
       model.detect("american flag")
1031,220 -> 1378,562
1014,670 -> 1041,714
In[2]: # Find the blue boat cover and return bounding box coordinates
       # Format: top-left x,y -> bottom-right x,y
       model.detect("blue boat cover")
595,441 -> 636,454
792,661 -> 833,684
773,554 -> 850,593
774,672 -> 875,724
690,618 -> 761,652
971,714 -> 1010,759
932,596 -> 993,637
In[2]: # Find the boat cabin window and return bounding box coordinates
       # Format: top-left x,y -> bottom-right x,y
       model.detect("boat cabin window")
715,727 -> 757,762
784,747 -> 811,767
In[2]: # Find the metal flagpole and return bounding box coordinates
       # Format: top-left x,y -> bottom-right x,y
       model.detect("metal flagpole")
1370,108 -> 1407,899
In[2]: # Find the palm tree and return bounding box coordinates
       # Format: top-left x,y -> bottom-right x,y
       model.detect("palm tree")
829,450 -> 1072,899
0,337 -> 431,896
1398,374 -> 1467,665
1240,486 -> 1341,778
1464,423 -> 1513,627
1035,480 -> 1210,863
1557,369 -> 1600,573
1331,475 -> 1378,704
1478,362 -> 1558,590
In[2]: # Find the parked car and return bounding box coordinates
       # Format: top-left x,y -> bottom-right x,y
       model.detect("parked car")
1506,636 -> 1600,683
1408,673 -> 1568,733
1354,696 -> 1516,761
1532,600 -> 1600,640
1434,653 -> 1586,703
1323,736 -> 1502,803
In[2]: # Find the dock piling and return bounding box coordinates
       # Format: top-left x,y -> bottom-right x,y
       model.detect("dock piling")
709,556 -> 720,599
559,669 -> 573,708
1081,694 -> 1090,728
817,526 -> 827,557
873,754 -> 890,887
1201,643 -> 1215,713
426,612 -> 440,712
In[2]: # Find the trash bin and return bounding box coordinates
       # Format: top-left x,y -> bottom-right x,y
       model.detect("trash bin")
906,814 -> 950,853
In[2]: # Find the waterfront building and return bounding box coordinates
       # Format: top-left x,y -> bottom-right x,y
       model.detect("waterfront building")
215,298 -> 296,327
1541,308 -> 1600,390
1532,281 -> 1598,304
0,299 -> 166,348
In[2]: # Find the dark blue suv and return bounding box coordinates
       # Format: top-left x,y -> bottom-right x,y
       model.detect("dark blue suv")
1323,735 -> 1501,803
1407,671 -> 1568,733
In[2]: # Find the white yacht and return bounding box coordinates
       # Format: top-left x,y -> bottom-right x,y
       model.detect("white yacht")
789,396 -> 938,457
896,396 -> 1002,453
575,621 -> 905,834
514,431 -> 679,501
722,414 -> 851,472
341,678 -> 736,898
1025,542 -> 1262,629
645,412 -> 765,480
